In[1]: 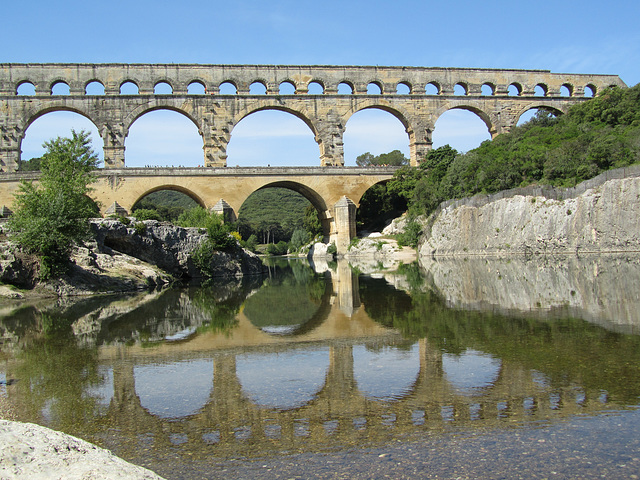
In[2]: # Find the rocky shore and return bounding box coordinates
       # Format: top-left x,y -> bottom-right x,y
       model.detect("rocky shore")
0,219 -> 265,299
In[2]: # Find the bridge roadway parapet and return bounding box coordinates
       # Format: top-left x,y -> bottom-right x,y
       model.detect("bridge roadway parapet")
0,63 -> 626,172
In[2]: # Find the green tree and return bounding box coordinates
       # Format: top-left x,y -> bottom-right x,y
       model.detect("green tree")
8,130 -> 100,279
356,149 -> 409,166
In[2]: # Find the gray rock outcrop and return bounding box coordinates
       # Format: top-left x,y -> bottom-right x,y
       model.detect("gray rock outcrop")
92,219 -> 264,278
419,167 -> 640,257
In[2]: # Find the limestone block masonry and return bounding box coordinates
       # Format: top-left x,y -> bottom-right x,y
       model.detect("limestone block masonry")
419,166 -> 640,257
0,63 -> 626,172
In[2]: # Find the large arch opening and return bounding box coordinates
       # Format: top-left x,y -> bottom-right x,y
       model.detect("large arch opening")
237,185 -> 327,251
343,108 -> 410,166
356,180 -> 407,234
516,106 -> 561,126
226,110 -> 319,167
20,110 -> 103,170
432,108 -> 492,153
131,187 -> 202,222
125,109 -> 203,168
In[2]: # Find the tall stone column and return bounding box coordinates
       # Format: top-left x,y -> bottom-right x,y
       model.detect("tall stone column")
0,123 -> 22,172
101,123 -> 127,169
408,120 -> 434,166
333,196 -> 356,255
315,114 -> 345,166
202,112 -> 231,167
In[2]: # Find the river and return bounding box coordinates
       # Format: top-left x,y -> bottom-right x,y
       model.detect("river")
1,255 -> 639,479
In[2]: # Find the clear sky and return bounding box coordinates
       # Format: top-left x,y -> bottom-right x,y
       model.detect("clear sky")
6,0 -> 639,167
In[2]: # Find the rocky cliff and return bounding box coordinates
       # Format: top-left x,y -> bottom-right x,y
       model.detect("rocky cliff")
0,219 -> 265,297
419,166 -> 640,257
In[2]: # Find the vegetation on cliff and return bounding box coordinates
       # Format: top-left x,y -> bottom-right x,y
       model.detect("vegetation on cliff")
386,84 -> 640,245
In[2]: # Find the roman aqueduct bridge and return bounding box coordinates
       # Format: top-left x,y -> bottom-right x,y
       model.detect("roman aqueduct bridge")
0,64 -> 626,251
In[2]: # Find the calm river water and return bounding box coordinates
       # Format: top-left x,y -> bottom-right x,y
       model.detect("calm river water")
1,255 -> 640,479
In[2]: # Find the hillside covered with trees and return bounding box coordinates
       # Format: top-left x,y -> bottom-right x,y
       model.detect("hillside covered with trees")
389,84 -> 640,227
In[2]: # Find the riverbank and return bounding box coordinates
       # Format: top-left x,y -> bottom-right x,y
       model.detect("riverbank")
0,219 -> 265,299
419,166 -> 640,257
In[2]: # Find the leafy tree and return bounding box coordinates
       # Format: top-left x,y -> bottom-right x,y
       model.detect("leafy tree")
132,208 -> 162,221
356,149 -> 409,166
303,204 -> 323,237
8,130 -> 100,279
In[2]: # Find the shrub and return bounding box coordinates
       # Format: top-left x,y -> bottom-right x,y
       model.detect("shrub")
133,208 -> 162,221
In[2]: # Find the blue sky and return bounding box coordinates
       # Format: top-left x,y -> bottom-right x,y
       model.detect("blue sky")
6,0 -> 639,167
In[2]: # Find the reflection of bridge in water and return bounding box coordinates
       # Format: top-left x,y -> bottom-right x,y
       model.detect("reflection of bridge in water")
90,263 -> 615,459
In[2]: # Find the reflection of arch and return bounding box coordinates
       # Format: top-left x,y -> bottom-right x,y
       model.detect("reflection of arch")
236,349 -> 331,410
134,359 -> 214,418
442,349 -> 502,397
132,185 -> 207,209
243,273 -> 333,336
353,343 -> 421,401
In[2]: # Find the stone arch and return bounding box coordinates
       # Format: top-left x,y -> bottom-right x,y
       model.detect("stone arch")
367,81 -> 383,95
454,82 -> 468,96
481,82 -> 496,95
187,80 -> 206,94
85,80 -> 105,95
230,104 -> 319,145
434,104 -> 495,136
250,181 -> 328,215
238,180 -> 331,238
123,103 -> 202,138
584,84 -> 597,97
560,83 -> 574,97
218,80 -> 238,94
249,80 -> 268,94
131,185 -> 207,212
307,80 -> 325,94
396,81 -> 412,94
153,80 -> 173,94
338,80 -> 355,94
19,105 -> 102,161
16,80 -> 36,95
120,80 -> 140,94
514,103 -> 564,122
279,80 -> 296,94
425,81 -> 440,95
509,82 -> 522,96
535,83 -> 548,97
50,80 -> 71,95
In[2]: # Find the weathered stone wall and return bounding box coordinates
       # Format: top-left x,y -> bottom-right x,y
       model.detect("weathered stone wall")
0,63 -> 626,172
419,166 -> 640,257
